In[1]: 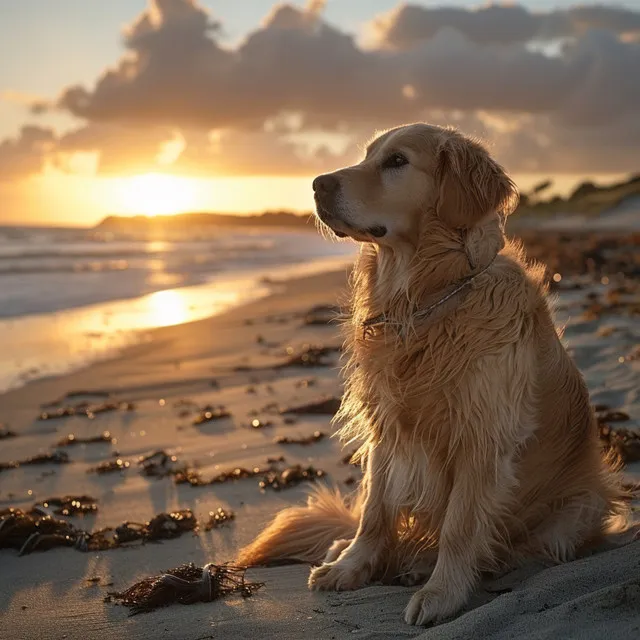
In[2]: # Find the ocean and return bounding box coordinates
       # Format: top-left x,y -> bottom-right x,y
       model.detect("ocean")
0,225 -> 357,392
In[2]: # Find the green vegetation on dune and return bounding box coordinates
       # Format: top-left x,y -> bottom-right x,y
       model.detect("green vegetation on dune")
516,174 -> 640,217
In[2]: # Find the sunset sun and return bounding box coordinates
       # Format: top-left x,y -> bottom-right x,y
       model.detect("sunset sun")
115,172 -> 201,216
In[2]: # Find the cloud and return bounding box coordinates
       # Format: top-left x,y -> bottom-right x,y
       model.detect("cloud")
371,4 -> 640,49
4,0 -> 640,181
51,1 -> 640,129
0,126 -> 56,181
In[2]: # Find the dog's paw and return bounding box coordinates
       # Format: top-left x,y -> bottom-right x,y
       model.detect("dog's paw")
323,538 -> 352,564
404,585 -> 465,626
308,558 -> 372,592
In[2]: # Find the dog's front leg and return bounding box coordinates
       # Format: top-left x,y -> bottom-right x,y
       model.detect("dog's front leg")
309,446 -> 393,591
404,450 -> 514,626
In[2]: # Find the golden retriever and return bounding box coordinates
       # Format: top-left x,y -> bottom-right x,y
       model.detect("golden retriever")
237,123 -> 628,626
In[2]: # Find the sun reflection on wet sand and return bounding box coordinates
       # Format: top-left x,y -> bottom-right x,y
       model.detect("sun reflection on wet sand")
0,253 -> 355,392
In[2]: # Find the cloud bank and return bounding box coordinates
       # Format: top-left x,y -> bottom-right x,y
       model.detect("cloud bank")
2,0 -> 640,181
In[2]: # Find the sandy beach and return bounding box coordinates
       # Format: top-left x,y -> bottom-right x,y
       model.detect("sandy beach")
1,232 -> 639,640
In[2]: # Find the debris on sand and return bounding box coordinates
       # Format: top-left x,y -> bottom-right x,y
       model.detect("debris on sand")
275,345 -> 339,369
304,304 -> 341,325
0,507 -> 197,556
274,431 -> 326,446
56,431 -> 114,447
266,455 -> 286,464
0,451 -> 70,473
259,465 -> 326,491
108,563 -> 264,615
204,508 -> 235,530
295,378 -> 316,388
280,396 -> 341,415
174,465 -> 270,487
0,508 -> 81,555
599,424 -> 640,464
39,400 -> 135,421
88,457 -> 130,474
248,418 -> 273,429
595,409 -> 631,423
41,390 -> 111,408
0,426 -> 16,439
36,495 -> 98,517
192,405 -> 231,426
138,450 -> 181,478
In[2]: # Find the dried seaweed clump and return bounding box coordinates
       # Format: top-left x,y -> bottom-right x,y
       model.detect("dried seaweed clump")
0,451 -> 69,473
275,431 -> 326,446
192,405 -> 231,426
138,450 -> 182,477
57,431 -> 114,447
88,457 -> 130,474
259,465 -> 326,491
0,507 -> 197,556
275,345 -> 338,369
204,508 -> 235,530
0,508 -> 81,555
108,563 -> 264,615
38,495 -> 98,516
174,465 -> 269,487
280,396 -> 341,415
39,400 -> 135,421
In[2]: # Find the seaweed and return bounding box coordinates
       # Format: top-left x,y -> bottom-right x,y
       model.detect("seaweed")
108,563 -> 263,615
204,508 -> 235,530
192,405 -> 231,426
259,465 -> 326,491
280,396 -> 341,415
274,431 -> 325,445
138,450 -> 181,477
56,431 -> 114,447
174,465 -> 270,487
88,457 -> 130,474
249,418 -> 273,429
275,345 -> 339,369
37,495 -> 98,517
0,451 -> 69,473
39,401 -> 135,421
0,507 -> 197,556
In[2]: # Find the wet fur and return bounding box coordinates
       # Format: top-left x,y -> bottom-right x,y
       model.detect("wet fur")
237,124 -> 628,626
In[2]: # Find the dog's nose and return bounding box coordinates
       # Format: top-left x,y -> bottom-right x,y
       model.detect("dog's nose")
313,174 -> 340,195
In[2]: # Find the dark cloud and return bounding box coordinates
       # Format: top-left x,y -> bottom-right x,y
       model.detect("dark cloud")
3,1 -> 640,180
371,4 -> 640,49
0,126 -> 55,181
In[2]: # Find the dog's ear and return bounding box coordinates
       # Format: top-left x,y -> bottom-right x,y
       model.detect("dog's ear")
436,133 -> 519,229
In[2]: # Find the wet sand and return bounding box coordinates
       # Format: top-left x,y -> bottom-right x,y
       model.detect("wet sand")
0,236 -> 638,640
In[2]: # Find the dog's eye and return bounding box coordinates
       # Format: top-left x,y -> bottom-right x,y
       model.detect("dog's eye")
382,153 -> 409,170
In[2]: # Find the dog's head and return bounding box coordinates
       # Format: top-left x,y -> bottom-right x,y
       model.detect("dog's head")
313,123 -> 518,247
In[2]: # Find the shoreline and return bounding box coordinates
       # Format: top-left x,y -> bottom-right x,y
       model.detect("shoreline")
0,251 -> 356,394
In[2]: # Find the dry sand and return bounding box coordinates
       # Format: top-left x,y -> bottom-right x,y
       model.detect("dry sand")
0,260 -> 638,640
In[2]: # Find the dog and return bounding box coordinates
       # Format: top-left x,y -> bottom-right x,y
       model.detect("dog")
237,123 -> 628,626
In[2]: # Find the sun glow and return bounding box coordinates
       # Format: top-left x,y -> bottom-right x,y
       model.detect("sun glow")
114,172 -> 202,216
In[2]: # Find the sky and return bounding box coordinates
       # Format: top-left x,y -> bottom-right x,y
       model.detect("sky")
1,0 -> 640,226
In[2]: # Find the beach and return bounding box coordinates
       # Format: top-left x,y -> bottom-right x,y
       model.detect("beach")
1,230 -> 639,640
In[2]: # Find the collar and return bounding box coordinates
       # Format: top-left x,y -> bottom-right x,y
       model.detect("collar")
361,255 -> 496,338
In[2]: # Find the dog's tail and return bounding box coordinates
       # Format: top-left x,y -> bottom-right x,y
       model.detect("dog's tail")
237,485 -> 361,566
